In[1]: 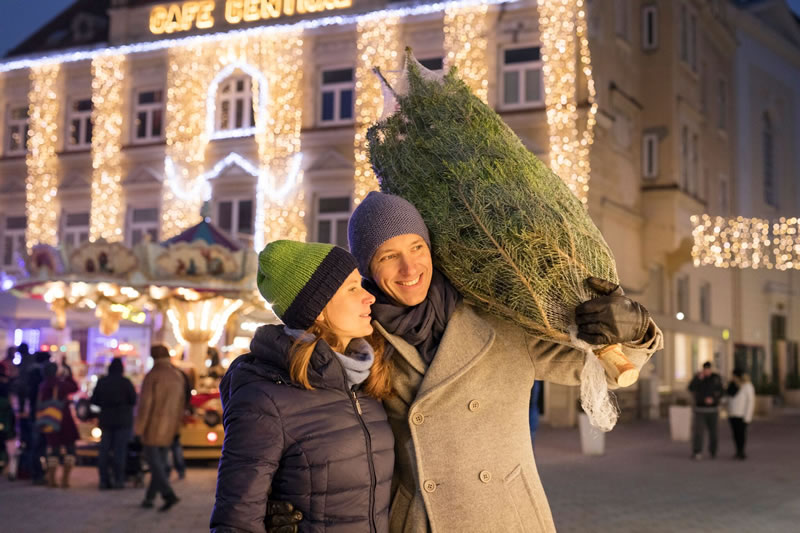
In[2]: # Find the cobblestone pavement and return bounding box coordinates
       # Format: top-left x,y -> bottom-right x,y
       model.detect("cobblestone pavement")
2,411 -> 798,532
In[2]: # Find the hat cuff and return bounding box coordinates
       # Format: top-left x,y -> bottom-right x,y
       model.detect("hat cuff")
282,247 -> 359,329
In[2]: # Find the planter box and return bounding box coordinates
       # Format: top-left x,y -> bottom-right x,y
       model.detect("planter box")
668,405 -> 692,442
578,413 -> 605,455
755,395 -> 774,417
783,389 -> 800,407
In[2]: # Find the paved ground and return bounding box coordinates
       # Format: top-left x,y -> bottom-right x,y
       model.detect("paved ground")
1,411 -> 798,532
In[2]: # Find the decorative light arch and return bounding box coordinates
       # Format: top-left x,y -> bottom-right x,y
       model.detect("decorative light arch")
206,61 -> 269,140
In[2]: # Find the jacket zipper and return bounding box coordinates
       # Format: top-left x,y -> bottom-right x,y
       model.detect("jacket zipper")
348,386 -> 376,533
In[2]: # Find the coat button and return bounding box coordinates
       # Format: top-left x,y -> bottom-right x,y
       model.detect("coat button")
411,412 -> 425,425
468,400 -> 480,412
479,470 -> 492,483
423,480 -> 436,493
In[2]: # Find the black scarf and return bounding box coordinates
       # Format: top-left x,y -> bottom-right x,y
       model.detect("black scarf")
367,270 -> 461,364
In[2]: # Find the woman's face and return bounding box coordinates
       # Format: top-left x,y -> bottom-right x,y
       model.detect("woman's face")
320,269 -> 376,347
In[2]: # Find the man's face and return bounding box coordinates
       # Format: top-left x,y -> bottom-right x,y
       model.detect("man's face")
702,367 -> 712,378
369,233 -> 433,307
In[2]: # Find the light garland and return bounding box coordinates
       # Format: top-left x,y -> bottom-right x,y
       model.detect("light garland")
353,16 -> 403,204
773,217 -> 800,270
90,54 -> 126,242
443,3 -> 489,102
25,64 -> 62,252
162,42 -> 215,239
0,0 -> 517,74
691,214 -> 774,269
538,0 -> 597,205
254,31 -> 306,247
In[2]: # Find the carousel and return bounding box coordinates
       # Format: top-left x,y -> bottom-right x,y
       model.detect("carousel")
9,220 -> 273,457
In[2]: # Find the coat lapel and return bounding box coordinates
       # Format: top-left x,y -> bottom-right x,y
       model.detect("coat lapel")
415,303 -> 496,402
372,320 -> 429,375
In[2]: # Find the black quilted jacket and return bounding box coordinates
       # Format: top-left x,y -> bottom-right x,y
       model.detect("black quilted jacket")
210,325 -> 394,533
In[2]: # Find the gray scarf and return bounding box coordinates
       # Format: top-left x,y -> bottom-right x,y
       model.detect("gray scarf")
283,327 -> 374,389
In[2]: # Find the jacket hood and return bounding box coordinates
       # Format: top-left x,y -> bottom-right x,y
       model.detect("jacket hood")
220,324 -> 349,406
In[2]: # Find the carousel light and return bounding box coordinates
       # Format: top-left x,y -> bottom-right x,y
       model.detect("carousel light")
443,3 -> 490,102
537,0 -> 597,205
25,63 -> 62,251
353,16 -> 402,204
90,54 -> 126,242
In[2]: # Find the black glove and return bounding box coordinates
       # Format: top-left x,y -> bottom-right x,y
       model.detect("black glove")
265,500 -> 303,533
575,277 -> 650,345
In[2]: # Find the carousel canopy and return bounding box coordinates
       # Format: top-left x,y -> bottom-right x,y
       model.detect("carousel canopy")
162,220 -> 242,251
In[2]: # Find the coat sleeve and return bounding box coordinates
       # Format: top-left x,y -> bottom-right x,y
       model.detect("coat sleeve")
210,385 -> 285,533
134,373 -> 154,437
526,318 -> 663,389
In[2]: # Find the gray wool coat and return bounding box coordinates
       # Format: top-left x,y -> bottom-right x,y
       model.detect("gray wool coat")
376,301 -> 663,533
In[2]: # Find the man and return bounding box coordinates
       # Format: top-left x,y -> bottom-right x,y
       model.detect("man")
135,345 -> 185,511
346,191 -> 662,532
688,361 -> 723,460
91,357 -> 137,489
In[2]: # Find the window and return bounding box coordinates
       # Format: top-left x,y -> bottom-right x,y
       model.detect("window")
699,282 -> 711,325
677,275 -> 689,320
615,0 -> 631,42
127,206 -> 159,245
691,132 -> 699,197
641,5 -> 658,50
763,113 -> 776,207
216,198 -> 254,238
642,132 -> 659,178
2,215 -> 26,267
418,57 -> 444,72
61,211 -> 90,249
500,47 -> 543,109
319,68 -> 354,125
679,4 -> 697,71
67,98 -> 93,149
719,175 -> 729,215
681,125 -> 689,191
6,106 -> 29,155
133,89 -> 164,143
717,78 -> 727,131
315,196 -> 351,249
216,75 -> 255,133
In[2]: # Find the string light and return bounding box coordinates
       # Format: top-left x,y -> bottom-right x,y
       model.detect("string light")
353,16 -> 402,204
443,3 -> 489,102
254,31 -> 306,247
773,217 -> 800,271
691,214 -> 774,269
538,0 -> 597,205
90,54 -> 126,241
25,64 -> 61,252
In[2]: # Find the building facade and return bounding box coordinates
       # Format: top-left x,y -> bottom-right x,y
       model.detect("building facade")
1,0 -> 798,424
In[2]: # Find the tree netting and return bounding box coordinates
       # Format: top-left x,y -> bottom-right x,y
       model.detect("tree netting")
367,50 -> 623,430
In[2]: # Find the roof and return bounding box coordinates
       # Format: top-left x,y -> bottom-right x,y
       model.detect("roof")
161,220 -> 243,251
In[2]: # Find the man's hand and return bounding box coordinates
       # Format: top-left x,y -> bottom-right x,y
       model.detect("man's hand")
265,500 -> 303,533
575,277 -> 650,345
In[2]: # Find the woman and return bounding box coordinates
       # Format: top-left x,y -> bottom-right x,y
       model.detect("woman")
210,241 -> 395,533
727,368 -> 755,460
38,360 -> 79,488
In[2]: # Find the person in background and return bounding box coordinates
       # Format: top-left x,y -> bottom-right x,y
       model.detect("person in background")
25,351 -> 51,485
134,345 -> 186,511
91,357 -> 137,489
689,361 -> 724,460
39,360 -> 80,488
0,364 -> 18,480
726,368 -> 755,460
529,380 -> 543,447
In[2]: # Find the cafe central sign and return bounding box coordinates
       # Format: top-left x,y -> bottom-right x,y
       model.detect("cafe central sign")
149,0 -> 354,34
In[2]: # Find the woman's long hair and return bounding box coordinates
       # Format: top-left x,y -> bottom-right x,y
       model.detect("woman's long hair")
288,319 -> 392,400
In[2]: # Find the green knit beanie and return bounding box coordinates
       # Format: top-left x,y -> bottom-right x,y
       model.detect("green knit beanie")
257,240 -> 359,329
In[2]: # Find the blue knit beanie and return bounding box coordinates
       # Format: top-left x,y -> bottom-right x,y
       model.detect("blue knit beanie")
348,191 -> 431,278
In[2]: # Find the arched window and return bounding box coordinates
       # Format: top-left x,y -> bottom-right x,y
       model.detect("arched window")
763,113 -> 776,207
215,73 -> 256,134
